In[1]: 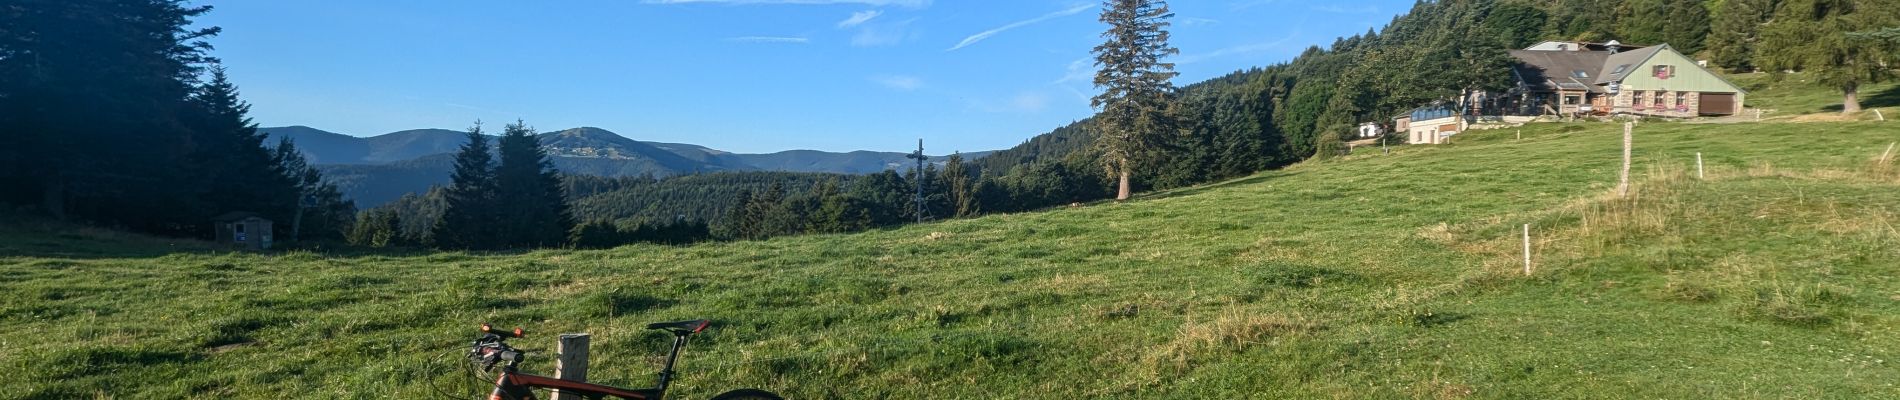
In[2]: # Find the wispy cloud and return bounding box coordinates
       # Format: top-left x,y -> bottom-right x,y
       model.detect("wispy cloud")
947,4 -> 1094,51
1311,5 -> 1379,14
837,10 -> 882,28
851,17 -> 916,47
726,36 -> 811,43
1176,34 -> 1298,64
870,75 -> 923,91
968,91 -> 1050,113
1053,57 -> 1093,85
645,0 -> 929,7
1230,0 -> 1280,11
1177,17 -> 1219,27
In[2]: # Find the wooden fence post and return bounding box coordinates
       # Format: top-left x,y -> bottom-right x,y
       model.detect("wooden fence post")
1522,224 -> 1532,276
551,333 -> 591,400
1619,122 -> 1633,198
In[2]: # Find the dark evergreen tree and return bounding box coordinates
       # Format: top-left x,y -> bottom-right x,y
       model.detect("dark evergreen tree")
939,154 -> 977,218
494,120 -> 575,248
1709,0 -> 1782,72
433,123 -> 499,249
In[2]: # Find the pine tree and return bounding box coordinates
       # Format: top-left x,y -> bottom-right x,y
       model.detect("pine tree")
189,65 -> 301,232
1,0 -> 217,231
1661,0 -> 1711,54
1709,0 -> 1782,72
433,123 -> 499,249
1618,0 -> 1671,46
1759,0 -> 1900,113
939,154 -> 977,218
1091,0 -> 1180,200
494,120 -> 574,248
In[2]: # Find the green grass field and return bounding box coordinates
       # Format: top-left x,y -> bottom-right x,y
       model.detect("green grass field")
4,120 -> 1899,399
1726,72 -> 1900,119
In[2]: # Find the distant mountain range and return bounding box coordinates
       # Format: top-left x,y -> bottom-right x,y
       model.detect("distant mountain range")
260,126 -> 991,207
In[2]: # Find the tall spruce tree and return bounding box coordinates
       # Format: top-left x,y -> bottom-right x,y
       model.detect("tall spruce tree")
1,0 -> 214,232
1759,0 -> 1900,113
189,65 -> 301,231
1709,0 -> 1782,72
1091,0 -> 1180,200
1662,0 -> 1711,54
433,123 -> 499,249
494,120 -> 574,248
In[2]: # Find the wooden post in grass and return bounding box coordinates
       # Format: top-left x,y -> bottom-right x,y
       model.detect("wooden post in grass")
552,333 -> 591,400
1523,224 -> 1532,276
1516,129 -> 1521,140
1696,152 -> 1705,180
1619,122 -> 1634,198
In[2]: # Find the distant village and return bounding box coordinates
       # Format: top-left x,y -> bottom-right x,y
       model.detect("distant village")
1358,40 -> 1748,145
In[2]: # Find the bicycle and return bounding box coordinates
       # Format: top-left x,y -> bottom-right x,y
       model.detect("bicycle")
467,319 -> 782,400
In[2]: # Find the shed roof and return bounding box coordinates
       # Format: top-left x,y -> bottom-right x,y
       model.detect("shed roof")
1508,50 -> 1612,93
212,211 -> 266,222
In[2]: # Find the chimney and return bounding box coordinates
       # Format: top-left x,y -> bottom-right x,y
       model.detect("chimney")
1605,40 -> 1622,54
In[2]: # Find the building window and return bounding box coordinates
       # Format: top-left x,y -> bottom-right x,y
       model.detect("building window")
1653,65 -> 1675,79
1675,92 -> 1688,110
1633,91 -> 1646,109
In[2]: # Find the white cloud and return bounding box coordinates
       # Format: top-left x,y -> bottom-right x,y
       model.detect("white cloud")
1053,57 -> 1093,84
1176,34 -> 1297,64
851,17 -> 916,47
968,91 -> 1050,113
727,36 -> 811,43
1177,17 -> 1219,27
1311,5 -> 1379,14
1008,92 -> 1049,113
947,4 -> 1094,51
837,10 -> 882,28
645,0 -> 929,7
870,75 -> 923,91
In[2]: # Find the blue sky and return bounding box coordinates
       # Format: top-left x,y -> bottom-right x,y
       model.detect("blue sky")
197,0 -> 1410,154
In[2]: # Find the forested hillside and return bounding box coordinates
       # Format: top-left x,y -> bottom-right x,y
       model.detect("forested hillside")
969,0 -> 1897,211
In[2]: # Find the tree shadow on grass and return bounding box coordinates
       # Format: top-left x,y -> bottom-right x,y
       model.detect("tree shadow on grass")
1139,170 -> 1300,200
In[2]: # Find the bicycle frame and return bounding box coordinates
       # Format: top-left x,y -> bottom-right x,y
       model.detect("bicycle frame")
486,332 -> 695,400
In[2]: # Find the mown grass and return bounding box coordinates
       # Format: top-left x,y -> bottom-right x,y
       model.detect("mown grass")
3,120 -> 1898,399
1726,72 -> 1900,119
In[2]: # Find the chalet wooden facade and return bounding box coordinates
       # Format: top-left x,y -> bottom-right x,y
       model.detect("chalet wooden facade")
1505,41 -> 1745,118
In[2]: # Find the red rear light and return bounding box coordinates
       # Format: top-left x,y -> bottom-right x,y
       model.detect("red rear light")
513,328 -> 525,338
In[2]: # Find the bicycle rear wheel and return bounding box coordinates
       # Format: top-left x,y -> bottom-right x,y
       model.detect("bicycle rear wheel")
709,388 -> 783,400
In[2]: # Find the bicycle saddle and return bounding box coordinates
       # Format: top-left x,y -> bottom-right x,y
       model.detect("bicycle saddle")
646,319 -> 710,335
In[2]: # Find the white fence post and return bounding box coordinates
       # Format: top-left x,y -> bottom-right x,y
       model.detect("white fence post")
1696,152 -> 1705,180
551,333 -> 591,400
1522,224 -> 1532,276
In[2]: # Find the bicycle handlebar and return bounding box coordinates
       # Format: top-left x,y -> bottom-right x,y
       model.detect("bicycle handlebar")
480,324 -> 525,339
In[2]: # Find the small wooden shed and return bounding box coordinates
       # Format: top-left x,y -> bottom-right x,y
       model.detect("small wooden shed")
213,212 -> 274,250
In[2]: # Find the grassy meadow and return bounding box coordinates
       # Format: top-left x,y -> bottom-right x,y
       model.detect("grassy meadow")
4,119 -> 1900,399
